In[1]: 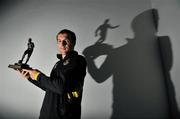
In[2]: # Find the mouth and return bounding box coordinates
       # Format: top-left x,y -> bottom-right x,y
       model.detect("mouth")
59,47 -> 67,51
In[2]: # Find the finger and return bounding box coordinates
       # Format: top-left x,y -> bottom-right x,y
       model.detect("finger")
22,71 -> 29,79
22,69 -> 31,72
18,70 -> 28,79
22,70 -> 27,76
24,71 -> 29,76
22,70 -> 27,75
22,69 -> 32,75
22,70 -> 30,78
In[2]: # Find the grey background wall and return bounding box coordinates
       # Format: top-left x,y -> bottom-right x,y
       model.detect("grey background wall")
0,0 -> 178,118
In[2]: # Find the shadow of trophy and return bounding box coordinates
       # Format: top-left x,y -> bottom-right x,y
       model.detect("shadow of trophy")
8,38 -> 35,70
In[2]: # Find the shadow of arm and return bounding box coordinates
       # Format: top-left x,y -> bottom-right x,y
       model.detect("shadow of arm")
86,56 -> 112,83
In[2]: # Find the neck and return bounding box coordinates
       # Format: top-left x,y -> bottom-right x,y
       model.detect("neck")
62,54 -> 66,59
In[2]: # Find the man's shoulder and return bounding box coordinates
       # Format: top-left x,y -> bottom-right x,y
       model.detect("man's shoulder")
77,54 -> 85,59
76,55 -> 87,66
70,51 -> 86,65
77,54 -> 86,61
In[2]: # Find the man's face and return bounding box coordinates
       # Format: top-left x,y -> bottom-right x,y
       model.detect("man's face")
57,33 -> 73,55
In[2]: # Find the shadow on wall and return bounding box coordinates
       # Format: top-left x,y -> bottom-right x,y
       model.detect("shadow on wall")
83,9 -> 179,119
158,36 -> 180,119
149,9 -> 180,119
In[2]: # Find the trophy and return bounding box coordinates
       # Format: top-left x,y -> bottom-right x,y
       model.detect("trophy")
8,38 -> 35,70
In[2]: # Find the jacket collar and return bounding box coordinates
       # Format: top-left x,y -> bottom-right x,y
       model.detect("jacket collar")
57,50 -> 78,61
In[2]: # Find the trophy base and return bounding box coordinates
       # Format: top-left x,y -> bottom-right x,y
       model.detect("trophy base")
8,63 -> 32,70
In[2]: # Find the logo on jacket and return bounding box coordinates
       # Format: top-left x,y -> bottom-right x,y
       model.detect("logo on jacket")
63,58 -> 70,65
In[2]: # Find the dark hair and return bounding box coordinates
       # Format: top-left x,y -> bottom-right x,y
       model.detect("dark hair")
57,29 -> 76,47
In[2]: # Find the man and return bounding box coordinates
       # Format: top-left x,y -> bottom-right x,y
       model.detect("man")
19,38 -> 34,64
19,29 -> 87,119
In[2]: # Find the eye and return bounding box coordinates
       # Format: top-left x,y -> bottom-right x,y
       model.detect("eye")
57,40 -> 62,44
62,40 -> 67,46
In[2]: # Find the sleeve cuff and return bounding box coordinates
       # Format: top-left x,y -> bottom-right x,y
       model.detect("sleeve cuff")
34,72 -> 40,80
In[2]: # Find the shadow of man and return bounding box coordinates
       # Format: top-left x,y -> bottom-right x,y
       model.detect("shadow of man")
83,9 -> 179,119
158,36 -> 180,119
151,9 -> 179,119
95,18 -> 119,44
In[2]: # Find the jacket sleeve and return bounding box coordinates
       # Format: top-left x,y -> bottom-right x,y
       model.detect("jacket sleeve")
33,56 -> 86,94
36,72 -> 65,95
28,77 -> 46,91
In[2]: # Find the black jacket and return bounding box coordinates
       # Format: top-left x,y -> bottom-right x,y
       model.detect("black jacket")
28,51 -> 87,119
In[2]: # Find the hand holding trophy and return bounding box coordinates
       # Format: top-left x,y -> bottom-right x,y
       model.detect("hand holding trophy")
8,38 -> 35,71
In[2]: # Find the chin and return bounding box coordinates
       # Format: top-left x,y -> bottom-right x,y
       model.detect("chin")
60,51 -> 67,55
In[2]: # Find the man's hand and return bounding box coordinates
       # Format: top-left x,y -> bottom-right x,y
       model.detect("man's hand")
18,69 -> 30,79
19,69 -> 40,80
